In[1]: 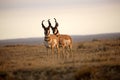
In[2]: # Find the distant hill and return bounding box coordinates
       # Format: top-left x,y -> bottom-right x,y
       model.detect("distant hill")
0,33 -> 120,46
72,33 -> 120,42
0,37 -> 43,46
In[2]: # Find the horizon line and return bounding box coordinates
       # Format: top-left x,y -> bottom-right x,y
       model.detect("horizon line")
0,32 -> 120,41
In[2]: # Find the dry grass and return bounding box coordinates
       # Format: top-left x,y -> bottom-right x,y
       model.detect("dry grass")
0,38 -> 120,80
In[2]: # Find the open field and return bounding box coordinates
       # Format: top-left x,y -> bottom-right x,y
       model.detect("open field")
0,38 -> 120,80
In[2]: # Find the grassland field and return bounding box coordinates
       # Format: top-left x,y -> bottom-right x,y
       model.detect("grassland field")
0,38 -> 120,80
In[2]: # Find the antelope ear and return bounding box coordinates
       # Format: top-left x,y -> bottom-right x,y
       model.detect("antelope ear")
41,20 -> 45,29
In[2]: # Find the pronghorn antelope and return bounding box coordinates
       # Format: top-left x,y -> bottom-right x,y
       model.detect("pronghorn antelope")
41,19 -> 59,56
50,18 -> 73,58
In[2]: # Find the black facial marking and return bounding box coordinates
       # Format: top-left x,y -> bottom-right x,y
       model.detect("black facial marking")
44,27 -> 50,36
51,27 -> 59,35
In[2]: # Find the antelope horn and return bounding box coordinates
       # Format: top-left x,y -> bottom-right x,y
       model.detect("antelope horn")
41,20 -> 45,29
54,18 -> 57,22
48,19 -> 51,28
54,18 -> 59,28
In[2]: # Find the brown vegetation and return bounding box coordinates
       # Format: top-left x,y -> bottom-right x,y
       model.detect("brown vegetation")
0,38 -> 120,80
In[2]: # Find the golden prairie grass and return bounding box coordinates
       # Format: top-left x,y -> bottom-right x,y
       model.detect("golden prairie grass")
0,38 -> 120,80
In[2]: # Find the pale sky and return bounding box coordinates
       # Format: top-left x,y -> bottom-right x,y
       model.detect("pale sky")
0,0 -> 120,40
